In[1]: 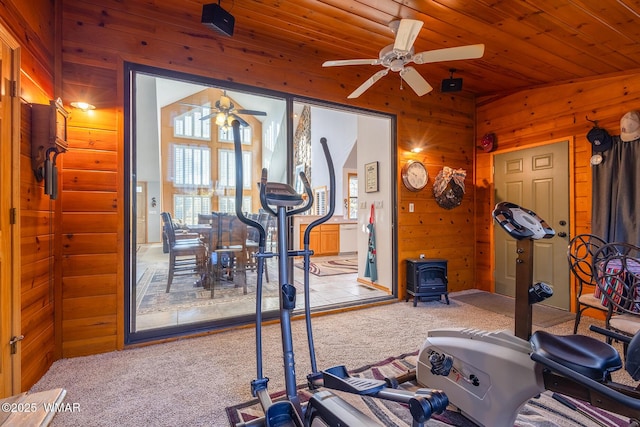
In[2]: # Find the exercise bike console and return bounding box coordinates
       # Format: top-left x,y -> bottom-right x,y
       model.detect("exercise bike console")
492,201 -> 555,240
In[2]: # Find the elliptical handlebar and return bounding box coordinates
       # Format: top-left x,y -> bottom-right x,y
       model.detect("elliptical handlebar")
232,120 -> 266,246
287,170 -> 314,217
304,137 -> 336,243
258,168 -> 277,218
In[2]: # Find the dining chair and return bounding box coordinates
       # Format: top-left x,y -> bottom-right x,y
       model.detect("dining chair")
161,212 -> 208,293
593,242 -> 640,350
209,213 -> 248,296
567,234 -> 609,333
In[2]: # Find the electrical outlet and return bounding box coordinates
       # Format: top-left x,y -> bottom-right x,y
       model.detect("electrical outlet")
409,203 -> 414,212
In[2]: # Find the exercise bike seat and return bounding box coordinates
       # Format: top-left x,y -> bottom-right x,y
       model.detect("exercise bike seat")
530,331 -> 622,381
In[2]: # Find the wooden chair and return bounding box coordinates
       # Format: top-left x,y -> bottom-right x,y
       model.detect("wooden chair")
161,212 -> 207,293
209,213 -> 248,296
568,234 -> 609,333
593,242 -> 640,351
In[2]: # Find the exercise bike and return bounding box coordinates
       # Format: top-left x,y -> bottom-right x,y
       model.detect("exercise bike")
398,202 -> 640,426
229,119 -> 448,427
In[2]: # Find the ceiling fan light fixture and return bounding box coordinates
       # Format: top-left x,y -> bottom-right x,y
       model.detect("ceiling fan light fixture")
219,95 -> 231,109
215,112 -> 227,126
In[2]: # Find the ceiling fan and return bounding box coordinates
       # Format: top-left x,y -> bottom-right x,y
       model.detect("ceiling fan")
196,91 -> 267,127
322,19 -> 485,99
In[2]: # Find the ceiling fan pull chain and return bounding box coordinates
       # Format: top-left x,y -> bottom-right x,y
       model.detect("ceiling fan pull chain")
400,73 -> 404,90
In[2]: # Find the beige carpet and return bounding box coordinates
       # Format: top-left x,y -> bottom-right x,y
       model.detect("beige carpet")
30,290 -> 630,427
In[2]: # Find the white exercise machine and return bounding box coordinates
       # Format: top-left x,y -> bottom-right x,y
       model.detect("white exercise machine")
400,202 -> 640,426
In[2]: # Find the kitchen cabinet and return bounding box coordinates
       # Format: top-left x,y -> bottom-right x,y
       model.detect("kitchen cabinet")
300,224 -> 339,255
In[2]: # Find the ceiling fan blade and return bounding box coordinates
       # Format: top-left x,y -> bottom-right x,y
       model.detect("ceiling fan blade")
347,69 -> 389,99
412,44 -> 485,64
236,109 -> 267,116
393,19 -> 423,52
323,59 -> 379,67
230,113 -> 250,127
200,112 -> 216,121
400,67 -> 433,96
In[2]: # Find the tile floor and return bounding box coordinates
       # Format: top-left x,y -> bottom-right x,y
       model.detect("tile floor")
134,244 -> 391,331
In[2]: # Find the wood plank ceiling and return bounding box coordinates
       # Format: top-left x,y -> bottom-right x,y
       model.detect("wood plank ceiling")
193,0 -> 640,98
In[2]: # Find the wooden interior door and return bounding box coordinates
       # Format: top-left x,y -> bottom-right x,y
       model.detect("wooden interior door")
0,29 -> 20,397
494,141 -> 570,310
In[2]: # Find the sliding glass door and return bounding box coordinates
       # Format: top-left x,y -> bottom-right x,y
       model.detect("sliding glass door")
125,64 -> 395,344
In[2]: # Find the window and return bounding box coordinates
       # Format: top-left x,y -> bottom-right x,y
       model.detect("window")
174,194 -> 211,225
348,173 -> 358,220
173,144 -> 211,187
314,186 -> 327,216
219,125 -> 251,144
174,106 -> 211,140
218,196 -> 252,214
219,149 -> 251,189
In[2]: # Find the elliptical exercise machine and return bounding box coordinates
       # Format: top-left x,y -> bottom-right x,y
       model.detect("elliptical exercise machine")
403,202 -> 640,426
229,120 -> 448,427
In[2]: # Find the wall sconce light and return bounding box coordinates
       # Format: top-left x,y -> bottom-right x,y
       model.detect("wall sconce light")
70,101 -> 96,112
31,98 -> 68,199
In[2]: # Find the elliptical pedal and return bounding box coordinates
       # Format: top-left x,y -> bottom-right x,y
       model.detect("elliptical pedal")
322,365 -> 387,395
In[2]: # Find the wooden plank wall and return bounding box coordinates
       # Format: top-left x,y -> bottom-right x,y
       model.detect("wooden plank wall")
475,73 -> 640,310
56,0 -> 477,357
1,0 -> 58,391
5,0 -> 640,388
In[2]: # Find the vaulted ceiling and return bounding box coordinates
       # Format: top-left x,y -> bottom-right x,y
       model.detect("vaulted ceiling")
214,0 -> 640,98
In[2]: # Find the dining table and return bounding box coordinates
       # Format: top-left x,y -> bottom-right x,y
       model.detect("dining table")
187,216 -> 249,298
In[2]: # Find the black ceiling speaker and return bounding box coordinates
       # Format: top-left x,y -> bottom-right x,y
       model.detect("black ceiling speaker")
202,2 -> 235,37
441,68 -> 463,93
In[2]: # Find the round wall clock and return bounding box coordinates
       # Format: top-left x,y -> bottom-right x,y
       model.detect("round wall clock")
401,160 -> 428,191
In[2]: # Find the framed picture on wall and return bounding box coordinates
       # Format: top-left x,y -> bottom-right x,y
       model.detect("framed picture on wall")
365,161 -> 379,193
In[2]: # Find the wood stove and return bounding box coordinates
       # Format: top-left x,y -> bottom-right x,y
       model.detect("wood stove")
406,258 -> 449,307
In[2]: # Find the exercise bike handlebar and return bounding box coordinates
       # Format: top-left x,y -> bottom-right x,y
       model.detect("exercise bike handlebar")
232,120 -> 266,245
304,137 -> 336,242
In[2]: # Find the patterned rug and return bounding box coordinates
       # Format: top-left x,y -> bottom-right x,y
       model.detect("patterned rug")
295,258 -> 358,276
136,268 -> 276,314
225,352 -> 629,426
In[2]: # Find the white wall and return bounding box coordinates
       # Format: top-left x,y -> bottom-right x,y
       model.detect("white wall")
308,106 -> 393,291
356,115 -> 392,291
136,75 -> 162,242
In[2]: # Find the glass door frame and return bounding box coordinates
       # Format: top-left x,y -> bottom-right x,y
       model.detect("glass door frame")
124,63 -> 396,345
